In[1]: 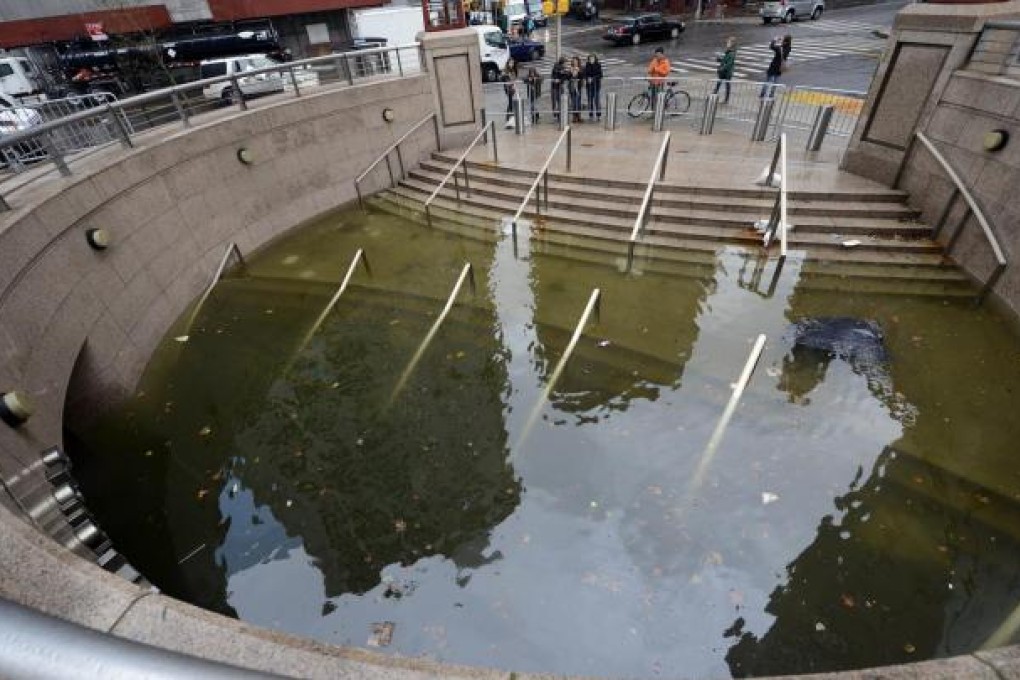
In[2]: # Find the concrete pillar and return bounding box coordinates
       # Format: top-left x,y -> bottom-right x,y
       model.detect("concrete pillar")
418,29 -> 485,150
842,1 -> 1020,185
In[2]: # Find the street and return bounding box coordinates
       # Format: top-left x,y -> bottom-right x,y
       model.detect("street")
518,0 -> 907,92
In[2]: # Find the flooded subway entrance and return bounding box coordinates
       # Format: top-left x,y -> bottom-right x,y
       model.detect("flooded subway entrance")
67,206 -> 1020,678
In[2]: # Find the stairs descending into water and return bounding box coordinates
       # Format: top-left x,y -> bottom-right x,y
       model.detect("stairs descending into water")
373,152 -> 975,298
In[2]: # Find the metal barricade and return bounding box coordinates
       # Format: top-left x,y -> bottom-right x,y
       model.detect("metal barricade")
778,86 -> 865,138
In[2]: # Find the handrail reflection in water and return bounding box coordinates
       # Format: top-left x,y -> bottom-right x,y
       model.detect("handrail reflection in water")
286,248 -> 371,371
687,334 -> 767,499
388,262 -> 477,406
514,288 -> 601,453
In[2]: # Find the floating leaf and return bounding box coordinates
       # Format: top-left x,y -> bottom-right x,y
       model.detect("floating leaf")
198,426 -> 212,437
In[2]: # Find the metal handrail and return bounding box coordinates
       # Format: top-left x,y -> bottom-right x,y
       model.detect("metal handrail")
761,133 -> 789,259
509,125 -> 572,235
354,112 -> 441,209
908,131 -> 1008,303
626,132 -> 671,272
423,121 -> 496,228
0,43 -> 421,209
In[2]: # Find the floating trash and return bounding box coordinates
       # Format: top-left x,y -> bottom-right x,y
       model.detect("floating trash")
762,492 -> 780,505
368,622 -> 395,647
173,335 -> 189,343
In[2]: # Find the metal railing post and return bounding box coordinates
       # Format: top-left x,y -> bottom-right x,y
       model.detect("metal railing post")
288,66 -> 302,97
384,155 -> 395,187
752,97 -> 775,142
659,133 -> 670,181
228,76 -> 247,111
543,171 -> 549,212
432,113 -> 442,152
490,121 -> 499,164
932,189 -> 959,240
653,91 -> 666,132
105,104 -> 133,149
566,126 -> 572,172
0,192 -> 10,212
480,108 -> 488,145
806,105 -> 834,151
700,94 -> 718,135
344,55 -> 355,85
40,133 -> 71,177
397,48 -> 405,77
559,92 -> 569,131
463,162 -> 471,196
453,171 -> 461,203
605,92 -> 617,131
395,145 -> 405,183
170,90 -> 191,127
513,95 -> 525,135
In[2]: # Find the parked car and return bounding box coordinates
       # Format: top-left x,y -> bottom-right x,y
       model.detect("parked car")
760,0 -> 823,24
569,0 -> 599,20
200,55 -> 285,103
509,37 -> 546,62
603,14 -> 684,46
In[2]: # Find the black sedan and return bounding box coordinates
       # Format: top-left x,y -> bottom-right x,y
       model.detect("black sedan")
509,37 -> 545,62
603,13 -> 684,46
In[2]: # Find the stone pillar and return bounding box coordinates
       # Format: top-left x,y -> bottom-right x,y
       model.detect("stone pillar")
842,1 -> 1020,186
418,28 -> 484,150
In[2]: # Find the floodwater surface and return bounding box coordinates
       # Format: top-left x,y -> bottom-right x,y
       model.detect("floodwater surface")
68,205 -> 1020,678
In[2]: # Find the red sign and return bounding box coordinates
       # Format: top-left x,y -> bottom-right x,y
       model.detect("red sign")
85,22 -> 108,41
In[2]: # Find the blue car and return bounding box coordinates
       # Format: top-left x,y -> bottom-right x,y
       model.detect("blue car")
509,38 -> 545,62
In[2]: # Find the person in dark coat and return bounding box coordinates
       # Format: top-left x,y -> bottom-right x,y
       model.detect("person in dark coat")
713,36 -> 736,104
583,54 -> 603,120
501,60 -> 518,127
525,67 -> 543,123
568,56 -> 584,123
551,57 -> 570,122
781,34 -> 792,62
760,37 -> 783,98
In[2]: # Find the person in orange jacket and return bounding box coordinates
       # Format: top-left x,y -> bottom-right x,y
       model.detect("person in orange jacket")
646,47 -> 671,99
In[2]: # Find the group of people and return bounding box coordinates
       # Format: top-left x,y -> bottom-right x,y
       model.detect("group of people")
498,32 -> 794,128
500,54 -> 605,127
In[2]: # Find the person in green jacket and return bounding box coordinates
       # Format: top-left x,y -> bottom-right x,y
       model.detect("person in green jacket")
713,37 -> 737,104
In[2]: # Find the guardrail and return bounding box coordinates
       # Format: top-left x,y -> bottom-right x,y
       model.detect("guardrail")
761,133 -> 789,259
898,131 -> 1007,304
626,131 -> 671,272
423,121 -> 497,228
0,43 -> 422,209
508,125 -> 572,237
482,77 -> 860,142
354,112 -> 441,209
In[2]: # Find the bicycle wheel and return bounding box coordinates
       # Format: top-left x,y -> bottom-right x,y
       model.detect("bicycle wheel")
668,89 -> 691,114
627,92 -> 651,118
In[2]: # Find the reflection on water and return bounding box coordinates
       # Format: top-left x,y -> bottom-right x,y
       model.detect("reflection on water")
67,207 -> 1020,678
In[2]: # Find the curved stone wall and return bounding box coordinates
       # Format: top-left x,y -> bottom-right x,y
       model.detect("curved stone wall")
0,68 -> 1019,679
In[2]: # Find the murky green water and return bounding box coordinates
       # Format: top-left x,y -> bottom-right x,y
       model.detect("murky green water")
68,205 -> 1020,678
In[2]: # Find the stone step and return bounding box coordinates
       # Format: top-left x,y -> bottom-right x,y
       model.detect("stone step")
373,192 -> 973,297
418,159 -> 921,218
392,181 -> 941,256
431,152 -> 913,204
408,167 -> 928,237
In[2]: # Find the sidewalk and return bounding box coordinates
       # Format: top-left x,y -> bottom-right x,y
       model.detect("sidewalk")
464,122 -> 886,194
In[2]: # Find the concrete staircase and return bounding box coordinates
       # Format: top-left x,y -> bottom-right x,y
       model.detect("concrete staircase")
373,152 -> 975,297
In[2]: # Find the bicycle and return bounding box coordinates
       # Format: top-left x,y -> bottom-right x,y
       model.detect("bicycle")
627,81 -> 691,118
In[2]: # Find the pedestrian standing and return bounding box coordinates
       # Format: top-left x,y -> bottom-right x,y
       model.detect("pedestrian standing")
760,37 -> 783,98
781,34 -> 792,62
525,67 -> 543,123
551,57 -> 568,122
501,60 -> 518,128
583,54 -> 603,120
568,56 -> 584,122
713,36 -> 736,104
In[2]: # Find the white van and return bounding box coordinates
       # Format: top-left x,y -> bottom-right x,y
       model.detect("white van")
0,57 -> 45,100
468,26 -> 509,82
199,55 -> 285,102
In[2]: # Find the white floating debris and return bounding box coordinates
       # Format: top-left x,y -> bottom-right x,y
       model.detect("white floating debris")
841,239 -> 862,248
286,499 -> 293,508
282,255 -> 300,265
174,335 -> 189,343
762,492 -> 780,505
815,621 -> 827,632
753,219 -> 769,234
368,621 -> 395,647
765,366 -> 781,378
597,340 -> 611,348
